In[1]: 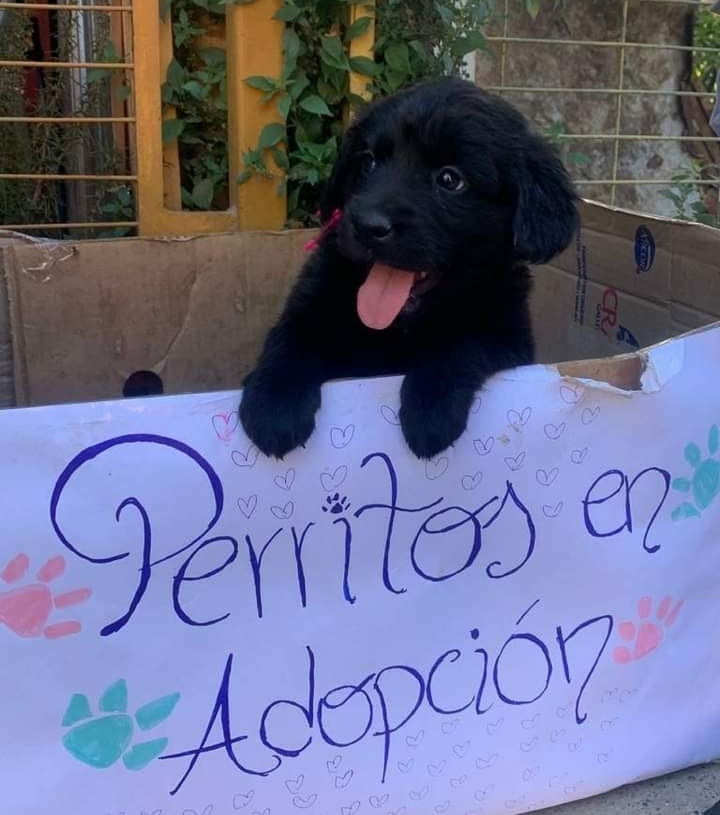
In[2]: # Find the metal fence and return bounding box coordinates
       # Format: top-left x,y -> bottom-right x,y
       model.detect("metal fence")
476,0 -> 720,222
0,0 -> 136,236
0,0 -> 718,238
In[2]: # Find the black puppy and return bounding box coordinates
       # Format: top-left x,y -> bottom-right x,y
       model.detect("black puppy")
240,77 -> 579,460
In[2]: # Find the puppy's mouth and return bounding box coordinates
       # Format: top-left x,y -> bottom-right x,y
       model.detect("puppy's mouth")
357,263 -> 435,330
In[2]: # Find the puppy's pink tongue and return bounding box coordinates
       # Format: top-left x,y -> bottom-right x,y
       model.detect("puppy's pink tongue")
357,263 -> 414,330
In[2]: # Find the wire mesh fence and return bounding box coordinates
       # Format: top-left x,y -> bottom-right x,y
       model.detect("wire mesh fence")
0,0 -> 136,238
475,0 -> 720,225
0,0 -> 718,238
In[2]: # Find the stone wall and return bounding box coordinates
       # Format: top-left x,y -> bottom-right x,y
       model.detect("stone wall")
475,0 -> 696,216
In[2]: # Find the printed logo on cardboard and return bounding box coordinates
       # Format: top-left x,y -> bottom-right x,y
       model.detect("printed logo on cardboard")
595,287 -> 640,348
634,226 -> 656,274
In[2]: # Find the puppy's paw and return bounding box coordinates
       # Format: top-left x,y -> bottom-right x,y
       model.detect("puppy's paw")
239,373 -> 321,460
399,374 -> 474,460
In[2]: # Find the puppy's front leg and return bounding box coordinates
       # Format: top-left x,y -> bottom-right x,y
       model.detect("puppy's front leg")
399,344 -> 527,460
240,319 -> 327,459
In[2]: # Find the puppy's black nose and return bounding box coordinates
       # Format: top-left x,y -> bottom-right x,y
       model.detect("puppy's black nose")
354,211 -> 393,242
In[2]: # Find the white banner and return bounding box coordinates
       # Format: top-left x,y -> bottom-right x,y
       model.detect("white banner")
2,326 -> 720,815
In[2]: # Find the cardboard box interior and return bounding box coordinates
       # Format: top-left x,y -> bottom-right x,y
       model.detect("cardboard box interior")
0,199 -> 719,410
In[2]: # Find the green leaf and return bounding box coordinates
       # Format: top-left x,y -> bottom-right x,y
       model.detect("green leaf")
258,122 -> 286,150
277,93 -> 291,121
274,2 -> 302,21
183,80 -> 207,100
162,118 -> 185,143
244,75 -> 277,93
384,42 -> 411,74
271,146 -> 290,171
386,69 -> 409,91
288,71 -> 311,100
451,30 -> 487,56
115,85 -> 132,102
525,0 -> 541,18
166,58 -> 185,91
135,692 -> 181,731
298,95 -> 333,116
435,4 -> 454,24
349,56 -> 377,76
319,35 -> 348,71
321,35 -> 345,63
283,28 -> 301,65
191,178 -> 215,209
346,16 -> 372,41
87,67 -> 109,85
198,46 -> 226,66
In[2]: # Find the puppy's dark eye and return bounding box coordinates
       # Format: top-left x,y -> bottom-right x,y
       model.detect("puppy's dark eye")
358,150 -> 377,175
436,166 -> 467,192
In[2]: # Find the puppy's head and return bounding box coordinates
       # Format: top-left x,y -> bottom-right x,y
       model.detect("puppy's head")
320,77 -> 579,329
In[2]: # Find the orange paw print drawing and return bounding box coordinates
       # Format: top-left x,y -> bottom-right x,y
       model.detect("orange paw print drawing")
0,553 -> 91,639
613,595 -> 683,664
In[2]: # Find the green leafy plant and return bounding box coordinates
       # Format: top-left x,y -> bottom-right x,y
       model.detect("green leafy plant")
543,121 -> 591,170
693,7 -> 720,94
0,7 -> 133,238
233,0 -> 499,226
160,0 -> 251,211
162,0 -> 561,226
658,161 -> 719,228
99,185 -> 136,238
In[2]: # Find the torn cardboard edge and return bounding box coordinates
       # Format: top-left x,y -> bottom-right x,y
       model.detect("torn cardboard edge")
0,198 -> 719,411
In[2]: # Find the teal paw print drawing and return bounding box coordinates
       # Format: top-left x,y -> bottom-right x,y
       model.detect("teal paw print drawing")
61,678 -> 180,770
672,425 -> 720,521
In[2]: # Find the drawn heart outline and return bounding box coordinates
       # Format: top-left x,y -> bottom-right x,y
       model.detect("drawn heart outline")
212,411 -> 239,441
237,495 -> 258,519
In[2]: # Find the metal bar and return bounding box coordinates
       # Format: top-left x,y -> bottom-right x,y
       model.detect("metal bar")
489,86 -> 716,97
555,134 -> 720,141
485,36 -> 720,54
576,179 -> 720,185
0,60 -> 131,69
226,0 -> 286,231
0,173 -> 137,181
610,1 -> 630,206
159,8 -> 182,211
132,0 -> 242,236
0,116 -> 135,123
1,221 -> 138,230
0,3 -> 132,11
500,0 -> 510,90
349,0 -> 375,106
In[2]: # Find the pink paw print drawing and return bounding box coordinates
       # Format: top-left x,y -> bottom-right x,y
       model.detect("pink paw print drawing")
0,553 -> 91,639
613,595 -> 683,664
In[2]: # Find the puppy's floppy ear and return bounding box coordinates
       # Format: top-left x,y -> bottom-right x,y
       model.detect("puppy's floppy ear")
511,141 -> 580,265
319,124 -> 358,222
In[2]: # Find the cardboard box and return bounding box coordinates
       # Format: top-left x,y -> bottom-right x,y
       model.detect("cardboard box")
1,199 -> 719,408
3,202 -> 720,815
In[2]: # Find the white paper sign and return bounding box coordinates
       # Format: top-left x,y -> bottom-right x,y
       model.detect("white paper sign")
3,327 -> 720,815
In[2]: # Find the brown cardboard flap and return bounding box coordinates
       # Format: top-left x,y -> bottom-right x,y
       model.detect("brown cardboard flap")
3,200 -> 720,409
533,200 -> 720,364
0,245 -> 15,407
7,230 -> 312,406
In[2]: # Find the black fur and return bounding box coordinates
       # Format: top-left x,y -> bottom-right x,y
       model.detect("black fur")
240,77 -> 579,460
